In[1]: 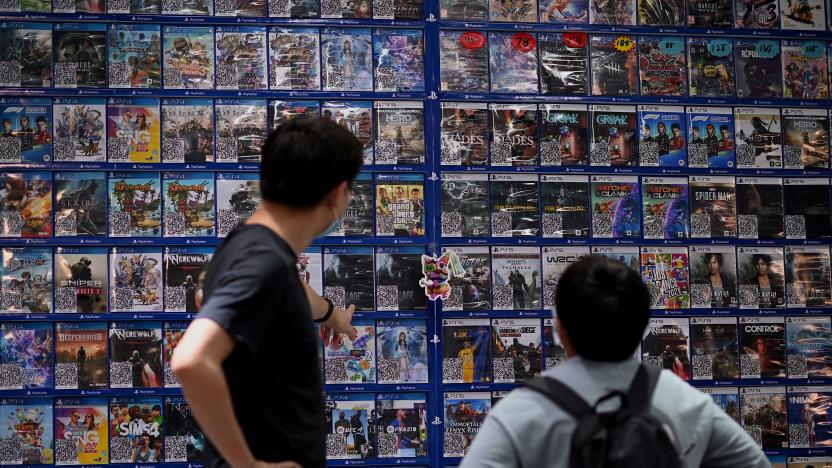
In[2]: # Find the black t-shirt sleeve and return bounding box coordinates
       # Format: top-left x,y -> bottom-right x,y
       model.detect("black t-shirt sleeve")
198,254 -> 286,354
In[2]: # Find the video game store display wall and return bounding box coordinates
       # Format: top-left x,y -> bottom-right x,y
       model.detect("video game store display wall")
3,0 -> 832,466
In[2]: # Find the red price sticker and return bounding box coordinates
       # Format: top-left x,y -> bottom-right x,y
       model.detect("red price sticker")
563,32 -> 587,49
459,31 -> 486,50
511,33 -> 536,53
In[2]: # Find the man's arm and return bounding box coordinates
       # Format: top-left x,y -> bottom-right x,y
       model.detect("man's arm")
700,401 -> 770,468
459,414 -> 520,468
302,282 -> 357,340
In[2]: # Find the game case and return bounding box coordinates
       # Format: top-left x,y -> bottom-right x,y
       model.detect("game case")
638,0 -> 684,24
782,0 -> 826,30
53,0 -> 104,13
689,246 -> 738,309
440,102 -> 488,166
373,29 -> 425,93
786,185 -> 828,249
214,99 -> 267,164
376,246 -> 426,311
690,317 -> 739,381
53,23 -> 107,89
0,322 -> 52,390
734,39 -> 783,99
162,27 -> 214,89
589,105 -> 637,167
375,101 -> 425,165
162,172 -> 215,238
700,387 -> 740,422
441,173 -> 489,238
788,387 -> 832,447
492,318 -> 542,383
442,319 -> 491,383
376,319 -> 429,384
590,175 -> 640,239
0,23 -> 51,87
0,98 -> 52,164
491,246 -> 542,310
543,317 -> 565,369
642,317 -> 690,380
55,322 -> 107,391
590,35 -> 638,96
0,398 -> 52,464
641,246 -> 690,309
590,0 -> 636,23
268,27 -> 320,91
538,33 -> 588,95
540,0 -> 587,22
689,176 -> 736,239
161,99 -> 213,164
216,172 -> 260,237
686,107 -> 735,169
591,245 -> 641,273
542,246 -> 589,308
443,392 -> 490,457
490,104 -> 538,166
54,247 -> 108,314
322,318 -> 376,384
734,108 -> 782,169
297,247 -> 323,295
214,27 -> 267,91
442,246 -> 491,311
109,322 -> 163,389
52,98 -> 107,163
736,177 -> 784,239
740,387 -> 788,450
638,36 -> 687,96
375,394 -> 428,457
324,246 -> 374,311
110,247 -> 163,313
790,457 -> 832,467
322,101 -> 374,165
162,0 -> 211,14
375,173 -> 425,237
439,30 -> 489,93
0,172 -> 52,238
106,98 -> 161,164
320,0 -> 370,17
214,0 -> 264,17
781,108 -> 830,170
738,246 -> 786,309
638,105 -> 686,168
688,38 -> 735,98
108,172 -> 162,237
739,317 -> 786,379
329,172 -> 373,237
164,398 -> 205,462
269,0 -> 318,16
785,246 -> 832,308
54,397 -> 108,465
54,172 -> 107,237
787,316 -> 832,378
641,177 -> 689,240
541,175 -> 590,238
489,174 -> 539,237
489,32 -> 539,93
321,28 -> 372,92
540,104 -> 588,166
164,246 -> 211,313
109,397 -> 164,463
735,0 -> 778,27
0,247 -> 52,313
270,100 -> 320,131
107,25 -> 161,88
782,40 -> 829,99
440,0 -> 487,19
490,0 -> 537,21
325,393 -> 375,459
687,0 -> 732,26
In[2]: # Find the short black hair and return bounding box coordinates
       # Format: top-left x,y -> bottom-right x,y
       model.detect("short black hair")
752,254 -> 772,265
555,255 -> 650,362
260,118 -> 363,207
706,253 -> 723,265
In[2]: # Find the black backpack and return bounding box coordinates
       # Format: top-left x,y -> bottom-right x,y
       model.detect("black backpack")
524,364 -> 681,468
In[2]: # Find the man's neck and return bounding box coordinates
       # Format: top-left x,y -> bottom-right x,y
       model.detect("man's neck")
246,202 -> 317,255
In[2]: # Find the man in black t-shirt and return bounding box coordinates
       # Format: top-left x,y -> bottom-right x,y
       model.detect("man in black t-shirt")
172,119 -> 363,468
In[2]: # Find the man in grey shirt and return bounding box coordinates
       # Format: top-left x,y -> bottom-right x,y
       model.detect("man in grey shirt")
461,255 -> 770,468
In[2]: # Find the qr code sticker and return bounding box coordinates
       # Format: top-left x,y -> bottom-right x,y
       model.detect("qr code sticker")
492,284 -> 513,309
325,64 -> 345,89
377,359 -> 400,383
325,358 -> 348,383
692,354 -> 712,379
215,0 -> 236,13
0,61 -> 21,87
113,287 -> 133,311
640,141 -> 659,166
788,353 -> 808,378
55,362 -> 78,389
110,361 -> 133,387
736,144 -> 756,168
321,0 -> 340,15
443,433 -> 467,457
164,286 -> 186,312
0,363 -> 22,389
326,434 -> 348,458
540,141 -> 561,166
441,211 -> 463,237
377,285 -> 399,310
592,212 -> 614,238
643,214 -> 665,239
54,62 -> 78,88
440,138 -> 460,165
375,66 -> 396,91
55,438 -> 78,464
740,354 -> 760,378
55,287 -> 78,312
542,213 -> 563,237
691,212 -> 711,238
216,136 -> 239,162
443,287 -> 463,310
324,286 -> 346,309
109,437 -> 134,463
442,357 -> 462,382
739,285 -> 759,307
745,425 -> 762,447
269,0 -> 290,15
377,433 -> 399,457
53,137 -> 76,161
590,140 -> 610,166
647,282 -> 663,307
108,136 -> 130,161
0,137 -> 21,162
216,64 -> 238,88
163,138 -> 185,162
373,0 -> 393,17
53,0 -> 76,10
688,143 -> 709,167
0,438 -> 22,465
108,61 -> 131,87
543,283 -> 557,308
165,211 -> 187,236
1,211 -> 23,236
56,211 -> 77,236
493,357 -> 514,383
787,284 -> 805,306
491,211 -> 512,236
217,209 -> 241,237
164,362 -> 180,387
546,357 -> 563,369
785,215 -> 806,239
643,356 -> 663,369
783,145 -> 803,169
737,215 -> 759,239
165,436 -> 188,462
110,211 -> 133,236
377,213 -> 394,235
1,291 -> 21,312
690,283 -> 712,307
162,0 -> 185,12
490,141 -> 511,166
375,140 -> 398,164
789,424 -> 809,448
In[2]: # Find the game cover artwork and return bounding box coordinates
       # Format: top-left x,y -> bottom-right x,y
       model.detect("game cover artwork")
444,392 -> 490,457
441,0 -> 487,19
320,0 -> 370,18
55,322 -> 108,390
539,34 -> 588,95
443,246 -> 491,311
782,40 -> 829,100
639,106 -> 686,167
687,107 -> 736,169
54,247 -> 108,314
108,172 -> 161,237
590,0 -> 636,23
161,99 -> 213,163
0,23 -> 51,88
164,398 -> 206,462
268,27 -> 320,91
298,248 -> 322,296
0,398 -> 53,464
322,101 -> 373,165
0,98 -> 53,164
541,175 -> 589,238
215,27 -> 267,90
322,28 -> 373,92
739,317 -> 785,379
53,98 -> 106,162
787,317 -> 832,378
590,106 -> 637,166
324,247 -> 374,311
216,173 -> 260,237
787,388 -> 832,448
687,0 -> 732,27
740,387 -> 788,450
107,25 -> 161,88
0,322 -> 53,389
325,394 -> 374,459
163,322 -> 187,388
539,0 -> 587,22
110,247 -> 163,313
440,103 -> 488,166
688,38 -> 734,97
376,247 -> 426,311
442,319 -> 491,383
639,36 -> 686,96
490,104 -> 538,166
641,247 -> 690,309
373,29 -> 425,92
735,39 -> 782,99
642,318 -> 690,380
492,318 -> 542,383
328,173 -> 372,237
735,0 -> 778,27
781,0 -> 826,30
785,246 -> 832,308
641,177 -> 688,240
544,319 -> 566,369
592,246 -> 640,273
489,32 -> 539,94
54,398 -> 108,465
690,317 -> 739,381
271,100 -> 320,130
490,174 -> 539,237
638,0 -> 684,25
439,30 -> 489,93
689,176 -> 736,239
490,0 -> 537,21
375,394 -> 427,458
782,109 -> 830,170
738,247 -> 786,309
491,246 -> 541,310
53,23 -> 107,89
215,99 -> 267,163
109,397 -> 164,463
543,246 -> 588,308
0,172 -> 52,238
109,322 -> 163,389
376,319 -> 429,384
55,171 -> 107,237
162,27 -> 214,90
591,35 -> 638,96
540,104 -> 588,166
590,175 -> 640,239
441,174 -> 489,238
702,387 -> 740,422
734,108 -> 782,169
375,102 -> 425,165
689,246 -> 738,309
162,0 -> 211,14
736,177 -> 784,239
375,174 -> 425,237
1,247 -> 51,315
162,172 -> 215,238
53,0 -> 104,13
163,247 -> 212,315
106,98 -> 161,163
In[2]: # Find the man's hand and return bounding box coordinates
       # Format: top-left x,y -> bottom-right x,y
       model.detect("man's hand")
325,304 -> 356,340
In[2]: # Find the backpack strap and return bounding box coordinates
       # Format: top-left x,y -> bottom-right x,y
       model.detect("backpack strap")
626,364 -> 662,413
523,376 -> 593,420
